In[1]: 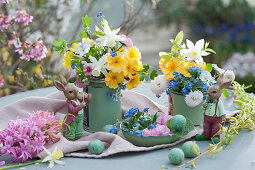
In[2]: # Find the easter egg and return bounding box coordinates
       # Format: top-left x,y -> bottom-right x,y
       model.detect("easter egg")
101,124 -> 117,134
181,141 -> 200,158
88,139 -> 105,155
168,148 -> 184,165
170,115 -> 186,131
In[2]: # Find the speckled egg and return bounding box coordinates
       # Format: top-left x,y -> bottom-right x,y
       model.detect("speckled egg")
168,148 -> 184,165
88,139 -> 105,155
170,115 -> 186,131
181,141 -> 200,158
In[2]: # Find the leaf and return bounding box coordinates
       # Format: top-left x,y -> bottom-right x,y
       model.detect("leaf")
222,88 -> 229,98
150,70 -> 158,80
68,77 -> 76,83
159,52 -> 171,59
206,63 -> 213,72
205,48 -> 216,54
142,64 -> 150,72
82,15 -> 92,25
175,31 -> 183,45
171,45 -> 178,54
68,39 -> 77,44
152,113 -> 158,123
79,32 -> 88,39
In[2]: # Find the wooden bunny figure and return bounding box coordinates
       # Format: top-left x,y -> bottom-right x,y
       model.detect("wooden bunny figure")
54,75 -> 91,140
196,72 -> 234,144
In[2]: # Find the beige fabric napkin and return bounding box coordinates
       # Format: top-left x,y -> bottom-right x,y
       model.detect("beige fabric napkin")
0,90 -> 202,159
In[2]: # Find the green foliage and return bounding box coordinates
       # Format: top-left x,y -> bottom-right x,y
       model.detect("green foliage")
206,63 -> 213,72
222,88 -> 229,98
139,64 -> 158,81
53,38 -> 67,53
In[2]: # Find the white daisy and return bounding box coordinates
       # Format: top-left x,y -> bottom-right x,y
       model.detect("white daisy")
42,146 -> 65,168
180,39 -> 210,67
150,75 -> 168,95
185,91 -> 203,107
223,70 -> 235,83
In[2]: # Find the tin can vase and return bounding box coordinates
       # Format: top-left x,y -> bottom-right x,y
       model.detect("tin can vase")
85,80 -> 122,132
169,93 -> 204,126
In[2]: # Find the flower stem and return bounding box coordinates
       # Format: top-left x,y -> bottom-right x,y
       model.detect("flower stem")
0,160 -> 42,170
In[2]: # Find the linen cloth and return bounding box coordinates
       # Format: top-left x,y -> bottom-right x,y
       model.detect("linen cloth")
0,90 -> 203,159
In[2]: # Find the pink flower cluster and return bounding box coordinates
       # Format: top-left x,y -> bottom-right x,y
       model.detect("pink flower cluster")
0,14 -> 12,30
14,10 -> 33,26
9,37 -> 48,62
143,113 -> 173,136
0,78 -> 4,87
0,161 -> 5,167
26,110 -> 61,143
1,0 -> 10,3
0,110 -> 61,162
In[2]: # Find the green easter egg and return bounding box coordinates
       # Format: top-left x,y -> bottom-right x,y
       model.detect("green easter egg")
181,141 -> 200,158
168,148 -> 184,165
88,139 -> 105,155
170,115 -> 186,131
102,124 -> 117,134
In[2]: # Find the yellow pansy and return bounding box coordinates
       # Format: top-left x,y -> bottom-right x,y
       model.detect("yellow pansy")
126,74 -> 142,90
105,71 -> 125,89
107,52 -> 127,73
124,59 -> 141,78
82,38 -> 97,47
70,42 -> 81,53
63,51 -> 73,70
126,46 -> 141,60
161,58 -> 182,81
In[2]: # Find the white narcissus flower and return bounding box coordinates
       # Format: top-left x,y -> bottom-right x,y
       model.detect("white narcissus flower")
96,19 -> 125,48
150,75 -> 168,95
212,64 -> 225,74
185,91 -> 203,107
180,39 -> 210,67
88,55 -> 108,77
223,70 -> 235,83
200,71 -> 214,82
42,146 -> 65,168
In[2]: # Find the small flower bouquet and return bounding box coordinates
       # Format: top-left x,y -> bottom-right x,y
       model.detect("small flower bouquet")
53,13 -> 157,132
53,14 -> 156,100
150,31 -> 218,125
118,107 -> 194,147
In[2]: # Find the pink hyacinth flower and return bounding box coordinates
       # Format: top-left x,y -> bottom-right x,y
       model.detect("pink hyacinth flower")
156,113 -> 172,125
14,10 -> 33,25
0,14 -> 12,30
0,78 -> 4,87
120,35 -> 133,47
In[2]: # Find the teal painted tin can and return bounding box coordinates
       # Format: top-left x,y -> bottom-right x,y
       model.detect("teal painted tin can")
85,80 -> 122,132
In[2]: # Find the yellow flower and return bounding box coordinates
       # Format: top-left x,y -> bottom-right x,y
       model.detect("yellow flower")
176,62 -> 191,77
107,52 -> 127,73
43,79 -> 53,86
35,65 -> 42,75
118,48 -> 125,53
185,61 -> 207,71
159,58 -> 168,70
70,42 -> 81,53
126,46 -> 142,60
126,74 -> 142,90
124,59 -> 142,78
42,146 -> 65,168
161,58 -> 182,81
201,62 -> 207,71
63,51 -> 73,70
82,38 -> 97,47
105,71 -> 125,89
8,75 -> 14,84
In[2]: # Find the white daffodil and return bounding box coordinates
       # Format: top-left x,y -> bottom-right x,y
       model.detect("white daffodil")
200,71 -> 215,82
223,70 -> 235,83
42,146 -> 65,168
212,64 -> 225,74
180,39 -> 210,67
96,19 -> 125,47
150,75 -> 168,95
185,91 -> 203,107
88,55 -> 108,77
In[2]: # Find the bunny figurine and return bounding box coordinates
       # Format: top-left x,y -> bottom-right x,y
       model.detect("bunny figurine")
195,71 -> 234,144
54,75 -> 91,140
